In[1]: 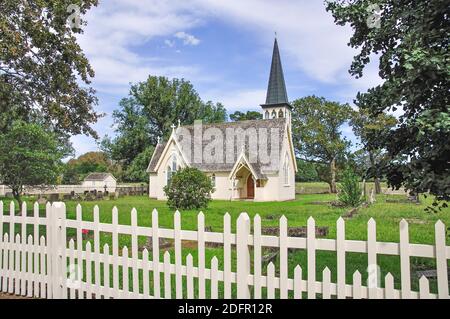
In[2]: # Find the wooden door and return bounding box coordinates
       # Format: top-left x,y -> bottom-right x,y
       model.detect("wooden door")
247,175 -> 255,199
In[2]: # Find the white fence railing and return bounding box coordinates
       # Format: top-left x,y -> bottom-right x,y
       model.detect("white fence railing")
0,201 -> 449,299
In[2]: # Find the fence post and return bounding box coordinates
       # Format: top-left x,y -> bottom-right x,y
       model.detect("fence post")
50,202 -> 65,299
236,213 -> 250,299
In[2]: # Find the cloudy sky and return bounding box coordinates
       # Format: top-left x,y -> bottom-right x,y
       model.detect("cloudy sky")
72,0 -> 382,157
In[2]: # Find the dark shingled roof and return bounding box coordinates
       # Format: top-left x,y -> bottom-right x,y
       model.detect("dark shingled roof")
84,173 -> 115,181
147,118 -> 287,179
264,38 -> 289,106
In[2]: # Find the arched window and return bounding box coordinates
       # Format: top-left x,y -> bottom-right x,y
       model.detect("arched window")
271,110 -> 277,119
167,153 -> 178,184
265,111 -> 270,119
278,110 -> 284,118
211,174 -> 216,187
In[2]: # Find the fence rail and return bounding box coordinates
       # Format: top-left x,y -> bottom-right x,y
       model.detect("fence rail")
0,201 -> 448,299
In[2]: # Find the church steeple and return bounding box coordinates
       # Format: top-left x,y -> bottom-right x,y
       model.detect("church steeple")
261,37 -> 292,121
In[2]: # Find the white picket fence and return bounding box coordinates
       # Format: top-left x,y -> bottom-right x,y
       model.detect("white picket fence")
0,201 -> 448,299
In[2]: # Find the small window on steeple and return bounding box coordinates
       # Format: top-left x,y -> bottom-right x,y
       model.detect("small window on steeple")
278,110 -> 284,118
271,110 -> 277,119
265,111 -> 269,119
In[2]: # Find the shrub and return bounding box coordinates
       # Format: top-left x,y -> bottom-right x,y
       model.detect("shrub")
163,167 -> 214,210
338,168 -> 364,207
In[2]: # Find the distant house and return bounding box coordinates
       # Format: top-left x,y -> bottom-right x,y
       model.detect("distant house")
82,173 -> 117,192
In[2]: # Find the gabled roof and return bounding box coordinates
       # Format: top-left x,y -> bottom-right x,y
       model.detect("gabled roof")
83,172 -> 116,181
147,118 -> 288,175
263,38 -> 289,106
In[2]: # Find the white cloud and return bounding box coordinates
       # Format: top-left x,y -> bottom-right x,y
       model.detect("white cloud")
203,89 -> 266,112
174,31 -> 201,46
165,39 -> 175,47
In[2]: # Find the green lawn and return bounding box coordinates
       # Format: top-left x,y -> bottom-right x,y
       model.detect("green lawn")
1,193 -> 449,298
295,181 -> 389,194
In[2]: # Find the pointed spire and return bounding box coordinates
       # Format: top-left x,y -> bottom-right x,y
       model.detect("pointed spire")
265,38 -> 289,105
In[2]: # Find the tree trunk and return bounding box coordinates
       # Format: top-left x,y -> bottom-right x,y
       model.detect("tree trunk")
12,189 -> 22,215
369,151 -> 382,194
330,158 -> 337,193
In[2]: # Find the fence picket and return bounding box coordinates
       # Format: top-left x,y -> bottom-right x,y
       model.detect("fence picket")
103,244 -> 110,299
20,203 -> 26,296
174,211 -> 182,299
122,246 -> 129,299
353,271 -> 362,299
2,234 -> 9,293
279,215 -> 288,299
130,208 -> 139,298
307,217 -> 316,299
26,235 -> 33,297
39,236 -> 46,298
33,202 -> 39,297
59,203 -> 68,299
164,251 -> 171,299
186,254 -> 194,299
75,204 -> 83,299
267,262 -> 275,299
0,201 -> 3,292
93,206 -> 101,298
367,218 -> 378,299
86,242 -> 92,299
198,212 -> 206,299
68,239 -> 76,299
223,213 -> 232,299
419,276 -> 430,299
384,273 -> 394,299
112,206 -> 119,297
211,256 -> 219,299
336,217 -> 346,299
294,265 -> 302,299
253,214 -> 262,299
236,213 -> 250,298
14,233 -> 21,295
152,209 -> 160,299
322,267 -> 331,299
399,219 -> 411,298
45,202 -> 52,298
8,202 -> 14,294
142,249 -> 150,299
435,220 -> 449,299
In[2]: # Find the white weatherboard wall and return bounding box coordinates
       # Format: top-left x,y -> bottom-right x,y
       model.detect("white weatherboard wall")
0,201 -> 449,299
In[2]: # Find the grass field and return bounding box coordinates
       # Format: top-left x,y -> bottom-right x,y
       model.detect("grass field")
1,191 -> 449,298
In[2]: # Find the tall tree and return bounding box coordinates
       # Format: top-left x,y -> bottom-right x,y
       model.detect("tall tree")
101,75 -> 227,181
0,121 -> 70,206
292,96 -> 353,193
229,111 -> 262,122
63,151 -> 110,184
326,0 -> 449,204
0,0 -> 100,137
350,109 -> 397,193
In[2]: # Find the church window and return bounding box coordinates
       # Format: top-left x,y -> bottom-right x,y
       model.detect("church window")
271,110 -> 277,119
278,110 -> 284,118
265,111 -> 270,119
211,174 -> 216,187
167,153 -> 178,184
283,154 -> 290,185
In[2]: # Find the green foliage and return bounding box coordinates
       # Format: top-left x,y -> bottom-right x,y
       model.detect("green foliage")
295,159 -> 319,182
63,152 -> 110,184
229,111 -> 262,121
163,167 -> 214,210
338,168 -> 364,207
0,121 -> 69,204
124,146 -> 155,183
291,96 -> 353,192
101,76 -> 228,180
0,0 -> 100,138
326,0 -> 450,204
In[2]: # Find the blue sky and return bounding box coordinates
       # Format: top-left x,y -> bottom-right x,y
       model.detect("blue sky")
72,0 -> 383,157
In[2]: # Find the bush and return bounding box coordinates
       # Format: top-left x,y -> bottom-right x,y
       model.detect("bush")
163,167 -> 214,210
338,168 -> 364,207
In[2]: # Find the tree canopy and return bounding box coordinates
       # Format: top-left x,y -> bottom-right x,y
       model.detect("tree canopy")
0,0 -> 101,138
326,0 -> 449,204
229,111 -> 262,121
0,121 -> 70,205
292,96 -> 353,193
